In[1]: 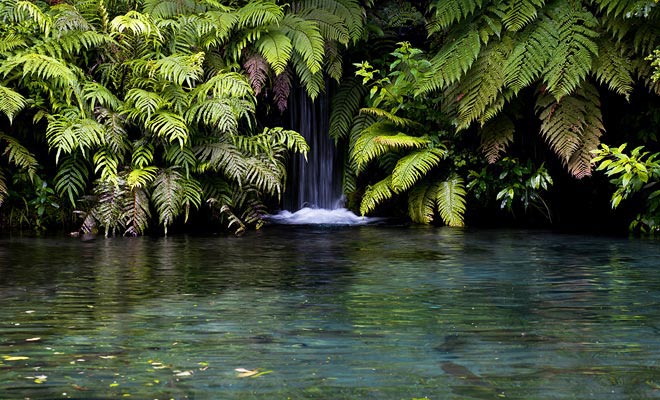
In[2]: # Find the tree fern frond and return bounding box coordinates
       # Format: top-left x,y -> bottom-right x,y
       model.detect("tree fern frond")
436,175 -> 466,227
479,114 -> 515,163
165,144 -> 197,177
350,120 -> 397,172
503,15 -> 554,94
122,186 -> 150,236
54,153 -> 88,206
291,51 -> 325,99
244,156 -> 282,197
593,0 -> 656,18
0,32 -> 28,53
360,175 -> 393,216
359,107 -> 419,127
46,114 -> 106,162
195,140 -> 246,182
391,148 -> 446,193
329,77 -> 365,141
155,52 -> 205,86
455,39 -> 512,130
272,68 -> 292,112
146,111 -> 189,147
501,0 -> 544,31
152,167 -> 184,234
236,1 -> 284,29
324,40 -> 343,82
0,132 -> 38,177
0,85 -> 27,123
408,179 -> 438,224
131,141 -> 154,168
191,72 -> 254,102
91,178 -> 126,237
427,0 -> 485,33
373,133 -> 431,149
83,82 -> 122,110
52,3 -> 93,34
0,168 -> 7,207
110,10 -> 161,39
127,166 -> 158,189
298,8 -> 350,45
280,13 -> 325,74
417,24 -> 481,94
543,4 -> 598,100
264,127 -> 310,157
93,147 -> 119,182
297,0 -> 364,42
122,88 -> 165,122
243,53 -> 270,95
591,37 -> 634,99
536,82 -> 604,177
180,176 -> 203,222
13,0 -> 52,37
186,98 -> 240,133
1,53 -> 78,87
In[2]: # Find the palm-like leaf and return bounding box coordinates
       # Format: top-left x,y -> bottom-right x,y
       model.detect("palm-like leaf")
436,175 -> 466,227
360,176 -> 393,216
391,148 -> 446,193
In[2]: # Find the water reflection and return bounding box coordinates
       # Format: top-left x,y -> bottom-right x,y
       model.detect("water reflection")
1,228 -> 660,399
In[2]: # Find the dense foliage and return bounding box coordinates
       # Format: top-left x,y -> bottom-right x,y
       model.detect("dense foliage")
1,0 -> 660,235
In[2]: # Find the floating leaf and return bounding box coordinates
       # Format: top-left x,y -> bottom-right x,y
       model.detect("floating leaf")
235,367 -> 259,377
175,370 -> 193,377
25,337 -> 41,342
99,355 -> 116,359
3,355 -> 30,361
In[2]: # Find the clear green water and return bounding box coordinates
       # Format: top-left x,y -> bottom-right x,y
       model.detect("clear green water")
1,226 -> 660,399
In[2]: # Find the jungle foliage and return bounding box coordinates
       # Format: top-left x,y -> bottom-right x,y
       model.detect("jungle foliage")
1,0 -> 660,234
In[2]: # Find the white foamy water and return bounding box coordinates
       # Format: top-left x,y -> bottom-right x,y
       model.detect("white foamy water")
265,207 -> 377,225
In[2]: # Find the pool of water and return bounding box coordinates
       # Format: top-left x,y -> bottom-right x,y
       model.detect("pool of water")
1,226 -> 660,399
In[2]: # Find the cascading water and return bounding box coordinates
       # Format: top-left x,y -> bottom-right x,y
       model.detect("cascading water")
267,88 -> 375,225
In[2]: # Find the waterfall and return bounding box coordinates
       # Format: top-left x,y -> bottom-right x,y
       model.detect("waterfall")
284,87 -> 343,210
266,87 -> 378,225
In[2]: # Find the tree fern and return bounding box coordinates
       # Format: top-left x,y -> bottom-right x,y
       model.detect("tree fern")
501,0 -> 545,32
0,132 -> 38,177
360,175 -> 393,216
436,175 -> 466,227
391,148 -> 446,193
408,179 -> 438,224
243,53 -> 269,95
591,37 -> 634,99
280,14 -> 325,74
122,186 -> 150,236
350,120 -> 397,172
0,85 -> 27,123
536,83 -> 604,178
543,3 -> 598,100
479,114 -> 515,163
329,77 -> 365,141
152,167 -> 185,234
427,0 -> 486,33
54,153 -> 88,205
127,166 -> 158,189
146,111 -> 189,147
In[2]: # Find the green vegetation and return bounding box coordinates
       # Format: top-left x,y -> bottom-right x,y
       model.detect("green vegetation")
1,0 -> 660,235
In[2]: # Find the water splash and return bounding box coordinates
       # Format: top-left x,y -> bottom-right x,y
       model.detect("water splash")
266,207 -> 378,226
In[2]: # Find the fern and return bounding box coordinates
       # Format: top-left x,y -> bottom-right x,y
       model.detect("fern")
479,114 -> 515,163
236,1 -> 283,29
0,132 -> 38,177
127,166 -> 158,189
360,175 -> 393,216
243,53 -> 270,95
195,139 -> 246,182
152,168 -> 184,234
280,14 -> 325,74
165,144 -> 197,177
0,85 -> 27,123
13,0 -> 53,37
543,3 -> 598,100
350,120 -> 397,172
359,107 -> 418,128
536,83 -> 604,178
436,175 -> 466,227
501,0 -> 545,31
0,167 -> 7,207
83,82 -> 122,110
296,0 -> 364,42
417,23 -> 482,94
155,52 -> 205,86
329,77 -> 365,141
391,148 -> 446,193
591,37 -> 634,99
427,0 -> 485,33
408,179 -> 438,224
93,147 -> 119,182
110,11 -> 160,38
54,153 -> 88,205
122,186 -> 150,236
146,111 -> 189,147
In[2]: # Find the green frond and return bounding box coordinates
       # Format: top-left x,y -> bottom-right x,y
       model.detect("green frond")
91,178 -> 126,237
185,98 -> 241,134
427,0 -> 485,33
417,24 -> 481,94
191,72 -> 255,102
455,39 -> 512,131
195,140 -> 246,182
244,156 -> 282,198
329,77 -> 365,142
131,141 -> 154,168
536,83 -> 604,178
391,148 -> 446,193
257,30 -> 293,75
236,1 -> 284,29
297,0 -> 364,42
97,109 -> 128,156
436,175 -> 466,227
373,133 -> 431,149
0,132 -> 38,177
324,40 -> 343,82
0,32 -> 28,53
360,176 -> 393,216
146,111 -> 189,147
501,0 -> 544,31
110,11 -> 161,39
542,4 -> 598,100
46,114 -> 106,162
408,179 -> 438,224
350,120 -> 398,172
503,16 -> 554,94
155,52 -> 205,86
298,8 -> 350,45
127,166 -> 158,189
161,83 -> 191,115
13,0 -> 52,37
180,176 -> 203,222
243,53 -> 270,95
93,147 -> 119,182
593,0 -> 656,18
479,114 -> 515,163
52,4 -> 93,34
122,186 -> 150,236
359,107 -> 418,127
281,14 -> 325,74
0,85 -> 27,123
165,144 -> 197,177
291,51 -> 325,99
152,168 -> 185,234
83,82 -> 122,110
1,53 -> 78,87
0,168 -> 7,207
124,89 -> 166,122
54,153 -> 88,206
264,127 -> 310,158
591,37 -> 634,99
632,11 -> 660,54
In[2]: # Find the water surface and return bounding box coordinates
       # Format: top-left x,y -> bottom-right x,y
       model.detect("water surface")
1,227 -> 660,399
